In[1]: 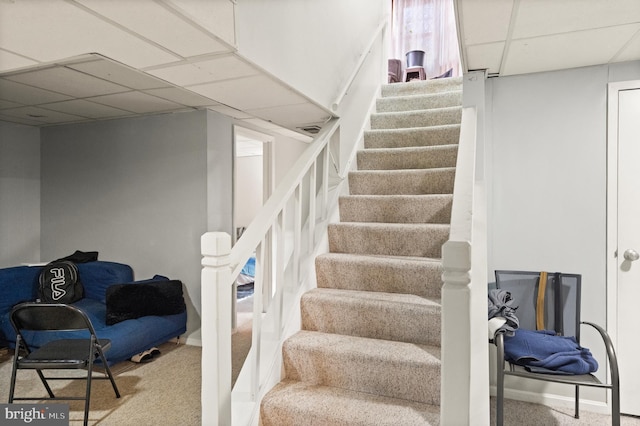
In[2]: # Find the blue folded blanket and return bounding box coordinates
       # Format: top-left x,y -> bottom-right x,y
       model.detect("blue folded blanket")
504,329 -> 598,375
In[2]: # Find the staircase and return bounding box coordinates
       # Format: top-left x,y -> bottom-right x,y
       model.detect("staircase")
260,76 -> 463,425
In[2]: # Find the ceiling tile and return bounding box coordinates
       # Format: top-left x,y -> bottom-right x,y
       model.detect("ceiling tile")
0,49 -> 39,73
143,87 -> 217,107
5,67 -> 129,98
246,102 -> 331,128
164,0 -> 236,47
0,79 -> 71,105
460,0 -> 514,44
0,112 -> 45,126
503,24 -> 640,75
191,56 -> 260,81
88,91 -> 187,114
465,42 -> 506,74
41,99 -> 133,119
74,0 -> 230,57
147,55 -> 260,87
190,75 -> 305,110
206,104 -> 253,119
68,58 -> 171,90
0,99 -> 24,109
1,106 -> 87,124
146,63 -> 218,86
240,117 -> 283,131
514,0 -> 640,39
0,0 -> 179,68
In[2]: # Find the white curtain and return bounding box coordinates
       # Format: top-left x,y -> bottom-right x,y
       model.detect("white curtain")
391,0 -> 461,78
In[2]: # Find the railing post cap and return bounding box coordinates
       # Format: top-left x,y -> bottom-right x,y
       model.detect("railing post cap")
201,232 -> 231,256
442,240 -> 472,271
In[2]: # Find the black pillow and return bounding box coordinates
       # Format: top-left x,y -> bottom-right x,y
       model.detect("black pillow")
105,279 -> 186,325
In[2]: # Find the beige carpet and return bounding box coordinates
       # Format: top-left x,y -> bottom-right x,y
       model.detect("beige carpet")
0,342 -> 201,425
492,397 -> 640,426
232,294 -> 254,388
3,333 -> 639,425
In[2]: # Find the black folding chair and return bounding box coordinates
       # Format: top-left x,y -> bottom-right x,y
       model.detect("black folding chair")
8,303 -> 121,426
493,271 -> 620,426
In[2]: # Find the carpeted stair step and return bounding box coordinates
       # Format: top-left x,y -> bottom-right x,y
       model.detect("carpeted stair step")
371,106 -> 462,130
339,194 -> 452,224
339,194 -> 453,223
301,288 -> 441,345
315,253 -> 443,298
381,76 -> 463,98
348,168 -> 455,195
282,331 -> 441,405
260,380 -> 440,426
357,144 -> 458,170
376,90 -> 462,113
328,222 -> 449,258
364,124 -> 460,149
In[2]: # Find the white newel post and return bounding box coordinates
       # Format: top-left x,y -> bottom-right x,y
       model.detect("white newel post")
441,240 -> 472,425
201,232 -> 232,426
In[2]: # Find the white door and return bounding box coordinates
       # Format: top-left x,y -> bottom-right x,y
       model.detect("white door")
615,87 -> 640,416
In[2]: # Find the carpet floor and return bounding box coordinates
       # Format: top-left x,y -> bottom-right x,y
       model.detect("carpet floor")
1,340 -> 639,425
0,342 -> 201,425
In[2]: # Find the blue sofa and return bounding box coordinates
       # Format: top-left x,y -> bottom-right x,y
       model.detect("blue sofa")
0,261 -> 187,365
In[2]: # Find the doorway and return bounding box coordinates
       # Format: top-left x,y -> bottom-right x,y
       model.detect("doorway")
233,126 -> 274,244
606,80 -> 640,417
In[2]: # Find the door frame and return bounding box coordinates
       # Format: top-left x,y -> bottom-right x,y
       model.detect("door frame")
606,79 -> 640,364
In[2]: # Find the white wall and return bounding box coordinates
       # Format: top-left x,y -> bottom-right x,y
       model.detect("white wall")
40,110 -> 232,343
207,110 -> 234,235
0,121 -> 40,267
234,154 -> 263,231
486,60 -> 640,403
234,0 -> 387,109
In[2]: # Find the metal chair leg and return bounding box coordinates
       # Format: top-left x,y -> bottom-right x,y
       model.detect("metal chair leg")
496,333 -> 505,426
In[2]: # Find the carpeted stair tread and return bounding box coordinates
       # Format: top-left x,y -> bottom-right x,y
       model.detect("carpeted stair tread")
381,76 -> 463,97
376,90 -> 462,112
348,168 -> 455,195
282,330 -> 441,405
365,124 -> 460,149
260,379 -> 440,426
315,252 -> 442,298
357,144 -> 458,170
339,194 -> 452,224
371,106 -> 462,129
328,222 -> 449,258
301,288 -> 441,345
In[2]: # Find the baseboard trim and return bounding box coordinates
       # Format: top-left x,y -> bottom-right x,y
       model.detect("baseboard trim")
489,385 -> 611,415
182,336 -> 202,347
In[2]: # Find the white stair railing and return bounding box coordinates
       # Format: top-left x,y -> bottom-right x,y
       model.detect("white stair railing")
440,106 -> 489,424
201,118 -> 342,426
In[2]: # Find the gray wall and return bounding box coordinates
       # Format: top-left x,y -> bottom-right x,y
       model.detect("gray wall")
0,121 -> 41,267
40,110 -> 233,343
486,60 -> 640,396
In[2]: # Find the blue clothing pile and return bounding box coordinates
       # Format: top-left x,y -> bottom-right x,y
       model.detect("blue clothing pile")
504,329 -> 598,375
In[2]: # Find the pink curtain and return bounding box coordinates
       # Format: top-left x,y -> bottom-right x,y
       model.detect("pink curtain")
391,0 -> 461,78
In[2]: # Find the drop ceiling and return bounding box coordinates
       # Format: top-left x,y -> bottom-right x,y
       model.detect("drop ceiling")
1,0 -> 639,135
457,0 -> 640,76
0,0 -> 327,141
